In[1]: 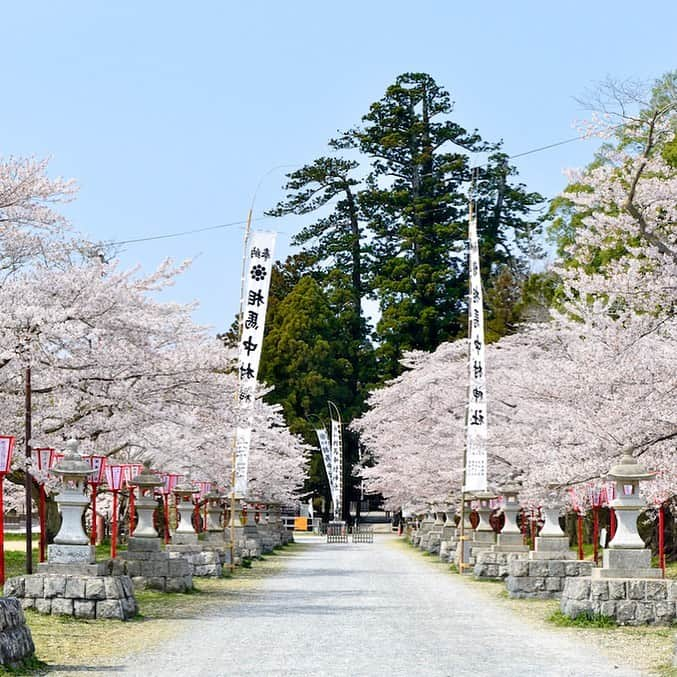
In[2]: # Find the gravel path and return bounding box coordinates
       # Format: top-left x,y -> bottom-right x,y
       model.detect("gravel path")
56,535 -> 643,677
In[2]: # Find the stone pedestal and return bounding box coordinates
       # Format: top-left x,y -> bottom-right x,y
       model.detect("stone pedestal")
474,551 -> 529,580
166,544 -> 224,577
561,578 -> 676,625
117,537 -> 192,592
505,504 -> 590,598
423,509 -> 445,554
0,598 -> 35,669
7,439 -> 139,620
416,512 -> 435,549
133,494 -> 160,539
560,452 -> 667,625
6,569 -> 138,620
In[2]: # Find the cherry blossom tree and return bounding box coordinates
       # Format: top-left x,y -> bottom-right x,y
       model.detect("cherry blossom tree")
0,156 -> 307,512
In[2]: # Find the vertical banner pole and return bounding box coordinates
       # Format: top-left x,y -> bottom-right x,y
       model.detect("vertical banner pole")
230,208 -> 253,571
24,364 -> 33,575
460,170 -> 489,573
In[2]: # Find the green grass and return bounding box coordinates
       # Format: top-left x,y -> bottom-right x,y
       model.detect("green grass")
548,609 -> 617,628
0,655 -> 48,675
3,549 -> 40,580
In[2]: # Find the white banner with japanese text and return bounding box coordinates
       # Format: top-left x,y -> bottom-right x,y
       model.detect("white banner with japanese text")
314,427 -> 335,505
234,231 -> 276,496
464,215 -> 488,492
330,415 -> 343,519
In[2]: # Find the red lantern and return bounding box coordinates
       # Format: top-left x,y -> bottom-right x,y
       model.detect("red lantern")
104,465 -> 125,558
84,455 -> 107,485
83,455 -> 107,546
588,484 -> 604,564
0,436 -> 16,584
35,447 -> 56,473
33,447 -> 57,562
158,473 -> 181,544
121,464 -> 143,536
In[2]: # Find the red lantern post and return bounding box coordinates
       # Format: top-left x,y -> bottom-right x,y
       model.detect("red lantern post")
530,507 -> 539,547
195,481 -> 212,533
83,455 -> 107,546
104,464 -> 125,558
34,447 -> 56,562
606,483 -> 617,541
568,488 -> 585,561
0,436 -> 16,585
122,464 -> 143,536
588,485 -> 603,565
159,472 -> 181,544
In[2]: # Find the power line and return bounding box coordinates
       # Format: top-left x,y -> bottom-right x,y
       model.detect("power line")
103,216 -> 272,246
100,122 -> 628,249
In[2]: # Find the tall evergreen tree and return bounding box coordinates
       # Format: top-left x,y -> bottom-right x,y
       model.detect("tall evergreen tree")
258,275 -> 361,515
267,157 -> 375,400
338,72 -> 544,375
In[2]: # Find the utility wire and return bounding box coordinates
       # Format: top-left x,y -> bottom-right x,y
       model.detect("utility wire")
100,122 -> 628,249
103,216 -> 272,247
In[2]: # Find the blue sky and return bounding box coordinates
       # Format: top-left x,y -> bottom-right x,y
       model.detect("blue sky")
3,1 -> 675,331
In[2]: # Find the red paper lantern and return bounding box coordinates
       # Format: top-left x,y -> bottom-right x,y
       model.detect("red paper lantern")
196,481 -> 212,501
84,455 -> 107,485
34,447 -> 56,473
122,463 -> 143,488
0,436 -> 15,474
105,464 -> 125,491
159,472 -> 181,495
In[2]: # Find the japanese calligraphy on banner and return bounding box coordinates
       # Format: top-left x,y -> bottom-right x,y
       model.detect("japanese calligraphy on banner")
234,231 -> 276,496
464,214 -> 488,492
234,427 -> 252,496
314,427 -> 335,505
329,410 -> 343,520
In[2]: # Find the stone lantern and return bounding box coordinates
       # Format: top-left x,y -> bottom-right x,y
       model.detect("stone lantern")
540,485 -> 566,538
128,467 -> 162,539
597,451 -> 659,578
49,439 -> 95,564
472,490 -> 498,546
172,482 -> 199,544
441,500 -> 457,542
204,490 -> 224,533
494,482 -> 528,552
455,494 -> 475,570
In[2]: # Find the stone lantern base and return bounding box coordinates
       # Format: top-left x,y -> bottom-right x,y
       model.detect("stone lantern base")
561,577 -> 676,625
421,527 -> 443,554
232,524 -> 263,559
560,546 -> 670,625
474,551 -> 529,580
473,531 -> 530,580
5,568 -> 137,621
115,537 -> 192,592
504,536 -> 593,599
165,541 -> 230,577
